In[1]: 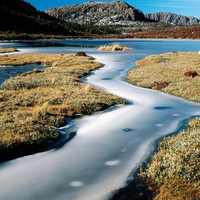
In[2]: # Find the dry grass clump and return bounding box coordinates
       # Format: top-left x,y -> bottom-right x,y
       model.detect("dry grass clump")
0,46 -> 18,53
139,117 -> 200,200
127,52 -> 200,102
98,43 -> 132,51
0,53 -> 125,162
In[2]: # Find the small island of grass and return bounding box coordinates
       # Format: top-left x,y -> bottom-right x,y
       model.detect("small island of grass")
0,46 -> 18,53
98,43 -> 132,51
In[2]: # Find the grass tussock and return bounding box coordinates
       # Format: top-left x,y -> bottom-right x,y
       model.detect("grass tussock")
127,52 -> 200,102
0,53 -> 125,162
0,46 -> 18,53
139,117 -> 200,200
98,43 -> 132,51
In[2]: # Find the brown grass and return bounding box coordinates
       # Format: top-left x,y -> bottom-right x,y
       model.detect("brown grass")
0,46 -> 18,53
98,43 -> 132,51
0,53 -> 125,162
127,52 -> 200,102
139,118 -> 200,200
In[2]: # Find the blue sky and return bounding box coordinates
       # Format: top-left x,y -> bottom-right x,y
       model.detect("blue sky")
28,0 -> 200,18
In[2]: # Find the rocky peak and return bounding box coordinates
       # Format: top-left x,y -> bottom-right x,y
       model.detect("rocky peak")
45,1 -> 147,26
145,12 -> 200,25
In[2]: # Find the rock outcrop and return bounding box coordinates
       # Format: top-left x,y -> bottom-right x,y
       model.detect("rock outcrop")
145,12 -> 200,25
45,1 -> 148,26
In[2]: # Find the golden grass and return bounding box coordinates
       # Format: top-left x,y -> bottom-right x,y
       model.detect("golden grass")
0,53 -> 125,162
127,52 -> 200,102
0,46 -> 18,53
98,43 -> 132,51
139,118 -> 200,200
131,52 -> 200,199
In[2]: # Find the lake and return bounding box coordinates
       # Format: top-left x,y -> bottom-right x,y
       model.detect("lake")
0,39 -> 200,200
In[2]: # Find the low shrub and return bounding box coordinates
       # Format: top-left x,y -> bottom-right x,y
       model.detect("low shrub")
184,70 -> 198,78
152,81 -> 170,90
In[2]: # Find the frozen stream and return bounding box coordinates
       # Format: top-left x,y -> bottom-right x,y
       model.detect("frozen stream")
0,40 -> 200,200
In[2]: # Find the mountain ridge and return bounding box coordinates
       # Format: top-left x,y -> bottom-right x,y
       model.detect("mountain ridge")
45,1 -> 151,26
45,1 -> 200,26
145,12 -> 200,26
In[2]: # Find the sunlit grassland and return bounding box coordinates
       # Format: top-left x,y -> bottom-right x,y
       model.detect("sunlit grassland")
139,118 -> 200,200
0,46 -> 18,53
126,52 -> 200,199
127,52 -> 200,103
0,53 -> 125,161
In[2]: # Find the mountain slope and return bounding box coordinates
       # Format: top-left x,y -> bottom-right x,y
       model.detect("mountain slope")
145,12 -> 200,25
0,0 -> 73,35
45,1 -> 150,26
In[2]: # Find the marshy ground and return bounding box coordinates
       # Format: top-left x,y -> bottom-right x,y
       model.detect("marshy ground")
127,51 -> 200,200
0,46 -> 18,53
0,47 -> 199,199
0,50 -> 125,162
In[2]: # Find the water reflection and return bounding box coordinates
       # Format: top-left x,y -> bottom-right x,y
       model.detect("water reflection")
0,64 -> 47,85
21,41 -> 96,48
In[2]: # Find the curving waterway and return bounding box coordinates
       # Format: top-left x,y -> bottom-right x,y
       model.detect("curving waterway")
0,39 -> 200,200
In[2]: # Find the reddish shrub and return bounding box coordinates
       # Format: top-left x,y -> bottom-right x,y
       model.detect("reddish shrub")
184,71 -> 198,78
152,81 -> 170,90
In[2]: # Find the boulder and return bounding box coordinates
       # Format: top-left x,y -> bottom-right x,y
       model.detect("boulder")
75,52 -> 87,56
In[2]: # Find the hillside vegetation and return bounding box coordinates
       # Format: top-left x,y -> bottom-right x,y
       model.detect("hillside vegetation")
0,0 -> 74,35
0,0 -> 121,39
0,0 -> 200,40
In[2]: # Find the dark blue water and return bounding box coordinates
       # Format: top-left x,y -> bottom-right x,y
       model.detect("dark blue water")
0,64 -> 46,85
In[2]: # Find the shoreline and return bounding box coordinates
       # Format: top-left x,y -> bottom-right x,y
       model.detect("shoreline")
0,51 -> 125,163
0,25 -> 200,41
122,52 -> 200,200
0,37 -> 200,43
110,114 -> 199,200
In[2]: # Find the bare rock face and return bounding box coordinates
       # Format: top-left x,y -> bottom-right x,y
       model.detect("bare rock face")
45,1 -> 147,25
145,12 -> 200,25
